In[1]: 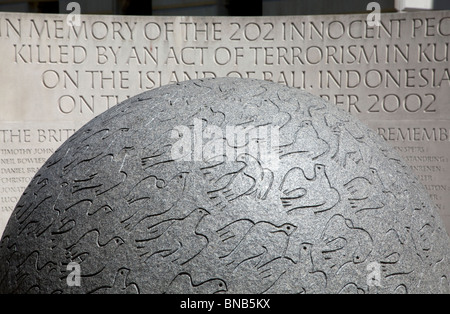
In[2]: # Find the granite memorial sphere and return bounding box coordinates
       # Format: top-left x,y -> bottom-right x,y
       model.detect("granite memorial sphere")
0,78 -> 449,294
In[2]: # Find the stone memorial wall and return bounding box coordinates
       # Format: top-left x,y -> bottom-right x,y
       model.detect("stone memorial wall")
0,11 -> 449,236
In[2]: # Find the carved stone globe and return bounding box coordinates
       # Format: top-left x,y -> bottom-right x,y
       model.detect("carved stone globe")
1,78 -> 449,294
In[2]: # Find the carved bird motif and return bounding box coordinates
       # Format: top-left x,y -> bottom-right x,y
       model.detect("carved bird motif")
51,203 -> 114,249
123,172 -> 188,230
130,195 -> 210,238
140,129 -> 179,168
235,153 -> 274,200
201,160 -> 247,208
65,230 -> 124,276
376,229 -> 414,281
344,168 -> 395,214
220,221 -> 297,269
216,219 -> 257,256
164,273 -> 227,294
136,208 -> 210,266
218,254 -> 287,294
262,243 -> 327,294
280,164 -> 340,214
203,154 -> 274,208
338,283 -> 366,294
277,120 -> 329,160
11,251 -> 60,294
312,215 -> 373,273
325,114 -> 367,167
90,268 -> 139,294
69,154 -> 128,197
